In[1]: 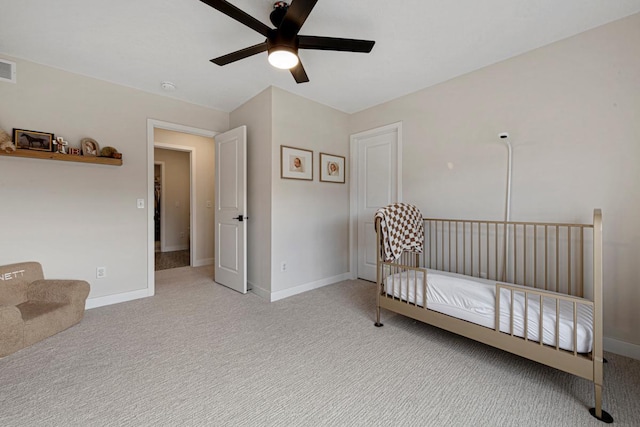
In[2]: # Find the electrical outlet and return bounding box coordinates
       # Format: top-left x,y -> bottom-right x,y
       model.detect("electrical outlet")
96,267 -> 107,279
180,232 -> 185,239
280,262 -> 287,272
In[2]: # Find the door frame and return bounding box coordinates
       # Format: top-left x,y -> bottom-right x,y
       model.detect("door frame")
147,119 -> 218,296
348,122 -> 403,279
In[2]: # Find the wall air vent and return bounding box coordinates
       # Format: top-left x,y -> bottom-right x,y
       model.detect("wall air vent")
0,59 -> 16,83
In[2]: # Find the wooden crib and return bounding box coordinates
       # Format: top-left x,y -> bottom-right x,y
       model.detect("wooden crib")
374,209 -> 612,422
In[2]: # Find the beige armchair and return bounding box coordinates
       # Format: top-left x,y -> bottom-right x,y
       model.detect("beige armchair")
0,261 -> 90,357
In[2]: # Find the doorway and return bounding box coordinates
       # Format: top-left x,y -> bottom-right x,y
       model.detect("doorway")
147,119 -> 218,296
154,150 -> 191,271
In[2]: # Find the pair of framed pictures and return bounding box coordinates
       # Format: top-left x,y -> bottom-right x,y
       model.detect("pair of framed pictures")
13,128 -> 99,156
280,145 -> 345,183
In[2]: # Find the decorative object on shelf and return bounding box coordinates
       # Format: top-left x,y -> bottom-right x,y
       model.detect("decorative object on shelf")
81,137 -> 99,156
54,136 -> 68,154
0,128 -> 16,152
13,128 -> 54,152
319,152 -> 346,184
0,139 -> 15,153
281,145 -> 313,181
100,146 -> 119,158
67,147 -> 81,155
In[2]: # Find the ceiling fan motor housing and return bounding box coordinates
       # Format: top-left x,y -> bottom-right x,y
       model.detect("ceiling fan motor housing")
267,29 -> 298,56
270,1 -> 289,27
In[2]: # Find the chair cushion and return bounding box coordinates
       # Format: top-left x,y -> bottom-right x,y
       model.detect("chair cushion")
16,301 -> 66,322
17,301 -> 79,347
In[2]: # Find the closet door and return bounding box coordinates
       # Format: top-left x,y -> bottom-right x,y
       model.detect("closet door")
351,123 -> 402,282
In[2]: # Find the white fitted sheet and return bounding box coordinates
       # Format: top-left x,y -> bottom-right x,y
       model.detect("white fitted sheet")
384,269 -> 593,353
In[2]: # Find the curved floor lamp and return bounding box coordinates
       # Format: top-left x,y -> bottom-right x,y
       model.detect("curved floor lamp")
499,132 -> 513,281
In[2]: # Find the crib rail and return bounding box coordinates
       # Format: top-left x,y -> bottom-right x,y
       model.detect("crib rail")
378,259 -> 594,355
495,282 -> 593,356
381,261 -> 426,307
422,218 -> 594,298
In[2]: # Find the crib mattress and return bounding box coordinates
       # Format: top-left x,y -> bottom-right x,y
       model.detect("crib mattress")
384,270 -> 594,353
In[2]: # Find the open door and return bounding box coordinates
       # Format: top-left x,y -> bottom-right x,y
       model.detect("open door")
214,126 -> 247,293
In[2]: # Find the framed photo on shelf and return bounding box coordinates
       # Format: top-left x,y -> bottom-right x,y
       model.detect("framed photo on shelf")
13,129 -> 54,152
319,152 -> 345,183
81,138 -> 100,156
281,145 -> 313,180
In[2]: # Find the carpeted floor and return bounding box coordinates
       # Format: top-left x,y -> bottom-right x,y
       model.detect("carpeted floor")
154,249 -> 190,271
1,266 -> 639,426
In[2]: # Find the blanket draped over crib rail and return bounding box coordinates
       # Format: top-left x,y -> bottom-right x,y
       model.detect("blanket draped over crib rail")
374,203 -> 424,261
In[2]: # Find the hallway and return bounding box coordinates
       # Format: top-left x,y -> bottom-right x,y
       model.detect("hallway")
154,250 -> 190,271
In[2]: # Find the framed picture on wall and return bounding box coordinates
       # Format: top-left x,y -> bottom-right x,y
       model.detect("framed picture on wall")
13,129 -> 54,152
319,153 -> 345,183
281,145 -> 313,180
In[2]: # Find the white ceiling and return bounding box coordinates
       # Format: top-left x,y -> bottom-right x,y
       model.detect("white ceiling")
1,1 -> 639,113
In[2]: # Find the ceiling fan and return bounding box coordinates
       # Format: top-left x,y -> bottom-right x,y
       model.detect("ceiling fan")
200,0 -> 375,83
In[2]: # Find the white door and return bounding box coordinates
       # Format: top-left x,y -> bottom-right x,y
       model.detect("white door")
215,126 -> 247,293
351,123 -> 402,282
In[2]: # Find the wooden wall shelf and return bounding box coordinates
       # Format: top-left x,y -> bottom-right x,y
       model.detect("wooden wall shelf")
0,149 -> 122,166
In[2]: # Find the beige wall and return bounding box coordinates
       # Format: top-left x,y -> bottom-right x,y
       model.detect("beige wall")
154,148 -> 190,252
230,87 -> 273,295
349,14 -> 640,350
230,86 -> 351,300
0,56 -> 228,302
271,87 -> 350,296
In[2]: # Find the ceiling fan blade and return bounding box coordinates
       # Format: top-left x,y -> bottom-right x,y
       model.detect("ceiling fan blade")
200,0 -> 271,37
280,0 -> 318,36
298,35 -> 375,53
290,61 -> 309,84
211,42 -> 268,66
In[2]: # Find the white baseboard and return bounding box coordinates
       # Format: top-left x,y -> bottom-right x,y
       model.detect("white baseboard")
269,273 -> 351,302
604,336 -> 640,360
192,258 -> 213,267
162,244 -> 189,252
249,281 -> 270,300
85,288 -> 152,309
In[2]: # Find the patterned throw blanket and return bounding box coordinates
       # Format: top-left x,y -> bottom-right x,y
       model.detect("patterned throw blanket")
374,203 -> 424,262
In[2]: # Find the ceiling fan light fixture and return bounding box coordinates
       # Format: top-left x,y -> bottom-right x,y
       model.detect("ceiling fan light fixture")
268,48 -> 299,69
